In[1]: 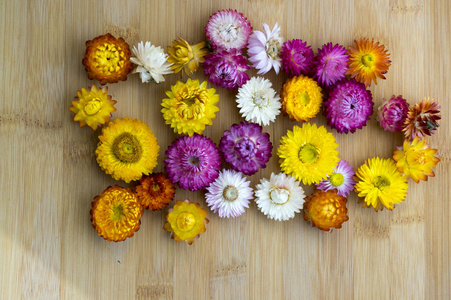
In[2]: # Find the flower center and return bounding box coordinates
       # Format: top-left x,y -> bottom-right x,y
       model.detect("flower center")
223,185 -> 238,201
188,156 -> 200,167
295,92 -> 310,105
299,143 -> 319,165
175,44 -> 193,62
218,23 -> 238,43
176,212 -> 196,231
177,88 -> 206,120
112,132 -> 142,163
329,173 -> 345,187
269,187 -> 290,205
94,43 -> 125,74
152,182 -> 160,192
361,54 -> 375,69
236,137 -> 257,159
266,38 -> 281,59
374,175 -> 390,190
84,97 -> 102,115
111,204 -> 124,221
252,91 -> 269,107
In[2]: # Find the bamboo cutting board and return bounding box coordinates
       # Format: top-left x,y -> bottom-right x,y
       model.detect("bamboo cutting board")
1,0 -> 450,299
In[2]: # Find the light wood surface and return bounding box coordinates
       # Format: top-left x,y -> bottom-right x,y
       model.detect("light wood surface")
1,0 -> 450,299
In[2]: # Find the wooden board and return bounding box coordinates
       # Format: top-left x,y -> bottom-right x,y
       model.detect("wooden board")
1,0 -> 450,299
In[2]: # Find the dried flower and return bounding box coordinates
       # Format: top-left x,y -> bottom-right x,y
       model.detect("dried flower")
403,98 -> 441,141
167,37 -> 208,76
280,39 -> 314,77
136,173 -> 175,210
377,95 -> 409,133
130,41 -> 173,83
316,159 -> 356,197
313,43 -> 349,87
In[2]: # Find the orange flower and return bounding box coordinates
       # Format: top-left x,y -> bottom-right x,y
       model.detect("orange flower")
82,33 -> 133,85
303,189 -> 349,232
136,173 -> 175,210
90,186 -> 144,242
346,38 -> 391,87
403,98 -> 441,141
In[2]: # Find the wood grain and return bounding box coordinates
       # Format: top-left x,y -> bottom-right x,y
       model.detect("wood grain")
1,0 -> 450,299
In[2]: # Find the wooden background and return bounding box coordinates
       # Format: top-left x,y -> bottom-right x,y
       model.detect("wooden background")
1,0 -> 450,299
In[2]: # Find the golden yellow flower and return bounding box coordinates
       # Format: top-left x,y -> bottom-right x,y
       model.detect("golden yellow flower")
354,157 -> 409,211
167,37 -> 209,76
69,85 -> 117,130
278,123 -> 340,185
95,118 -> 159,183
346,38 -> 391,87
90,185 -> 144,242
281,75 -> 323,122
163,200 -> 209,245
136,173 -> 176,210
82,33 -> 134,85
303,189 -> 349,232
393,137 -> 440,183
161,79 -> 219,136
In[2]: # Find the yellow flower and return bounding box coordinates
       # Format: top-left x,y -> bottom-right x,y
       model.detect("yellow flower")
346,38 -> 391,87
163,200 -> 209,245
354,157 -> 409,211
136,173 -> 175,210
393,137 -> 440,183
82,33 -> 134,85
161,79 -> 219,136
90,185 -> 144,242
167,37 -> 209,76
278,123 -> 340,185
95,118 -> 159,183
281,75 -> 323,122
69,85 -> 117,130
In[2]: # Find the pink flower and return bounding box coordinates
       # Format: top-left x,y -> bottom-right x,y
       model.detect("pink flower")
313,43 -> 349,87
280,39 -> 314,77
377,95 -> 409,132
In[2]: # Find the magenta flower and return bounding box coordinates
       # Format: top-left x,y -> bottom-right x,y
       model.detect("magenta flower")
280,39 -> 314,77
203,49 -> 250,90
316,160 -> 356,197
164,134 -> 221,191
313,43 -> 349,87
205,9 -> 253,51
324,79 -> 373,133
377,95 -> 410,132
219,121 -> 272,176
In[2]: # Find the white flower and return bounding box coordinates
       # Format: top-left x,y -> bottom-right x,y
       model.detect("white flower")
130,41 -> 173,83
255,172 -> 305,221
247,23 -> 284,74
205,169 -> 253,218
236,77 -> 281,126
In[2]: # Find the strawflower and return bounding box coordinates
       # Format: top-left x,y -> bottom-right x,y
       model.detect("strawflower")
161,79 -> 219,136
248,23 -> 284,74
205,9 -> 252,51
255,172 -> 305,221
95,118 -> 159,183
167,37 -> 208,76
313,43 -> 349,87
280,39 -> 314,77
90,185 -> 144,242
164,134 -> 221,191
377,95 -> 409,133
163,200 -> 208,245
403,98 -> 441,141
69,85 -> 116,130
203,49 -> 250,90
316,159 -> 356,197
205,169 -> 253,218
236,77 -> 281,126
130,41 -> 173,83
393,137 -> 440,183
281,75 -> 323,122
278,123 -> 340,185
354,157 -> 409,211
136,173 -> 175,210
82,33 -> 133,85
219,121 -> 272,176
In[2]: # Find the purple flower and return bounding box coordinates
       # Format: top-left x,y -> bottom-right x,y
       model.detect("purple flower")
280,39 -> 314,77
377,95 -> 409,132
219,121 -> 272,176
324,79 -> 373,133
205,9 -> 253,51
316,160 -> 356,197
203,49 -> 250,90
313,43 -> 349,87
164,134 -> 221,191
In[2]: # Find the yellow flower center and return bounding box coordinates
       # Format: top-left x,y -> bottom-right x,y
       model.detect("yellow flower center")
295,92 -> 310,106
112,132 -> 142,163
152,183 -> 160,192
299,143 -> 319,165
329,173 -> 345,187
94,43 -> 125,74
361,54 -> 375,69
176,87 -> 207,120
111,204 -> 124,221
266,38 -> 281,59
269,187 -> 290,205
84,97 -> 102,115
175,45 -> 193,63
223,185 -> 239,201
252,91 -> 269,107
176,212 -> 196,231
374,175 -> 390,190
